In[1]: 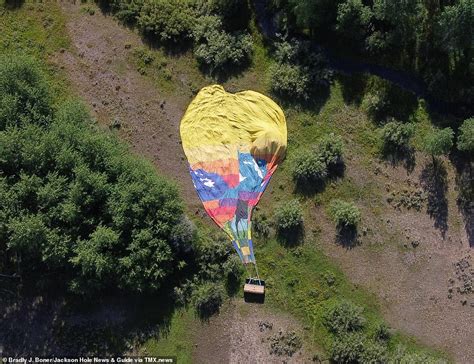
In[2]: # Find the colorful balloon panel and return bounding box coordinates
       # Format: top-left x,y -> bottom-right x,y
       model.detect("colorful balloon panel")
180,85 -> 287,264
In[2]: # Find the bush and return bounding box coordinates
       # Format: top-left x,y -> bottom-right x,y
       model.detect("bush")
381,120 -> 414,151
457,117 -> 474,153
422,127 -> 454,157
362,91 -> 388,122
330,333 -> 366,363
137,0 -> 196,43
391,345 -> 447,364
109,0 -> 144,24
0,55 -> 52,130
193,29 -> 252,71
269,63 -> 310,100
316,133 -> 345,166
324,300 -> 366,334
274,199 -> 304,233
192,282 -> 224,318
269,38 -> 332,100
268,331 -> 303,357
329,200 -> 361,228
291,149 -> 328,183
191,15 -> 253,72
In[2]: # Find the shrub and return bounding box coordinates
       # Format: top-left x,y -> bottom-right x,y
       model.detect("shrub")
137,0 -> 196,43
274,199 -> 304,232
362,91 -> 388,122
381,120 -> 414,151
391,345 -> 447,364
268,331 -> 303,357
194,30 -> 253,72
192,282 -> 224,318
191,15 -> 253,72
329,200 -> 361,228
330,333 -> 366,363
457,117 -> 474,153
269,39 -> 332,100
211,0 -> 250,31
291,149 -> 328,183
422,127 -> 454,157
0,55 -> 52,130
316,133 -> 345,166
324,300 -> 366,334
269,63 -> 310,100
109,0 -> 144,24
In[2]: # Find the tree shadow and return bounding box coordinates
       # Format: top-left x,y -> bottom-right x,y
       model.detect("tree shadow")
337,72 -> 368,106
277,225 -> 305,247
452,154 -> 474,247
335,225 -> 360,249
293,162 -> 346,197
381,146 -> 416,173
420,159 -> 449,237
3,0 -> 24,10
278,86 -> 331,116
0,286 -> 177,355
294,178 -> 327,197
197,57 -> 253,84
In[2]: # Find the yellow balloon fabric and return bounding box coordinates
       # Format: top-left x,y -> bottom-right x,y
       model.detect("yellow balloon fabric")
180,85 -> 287,264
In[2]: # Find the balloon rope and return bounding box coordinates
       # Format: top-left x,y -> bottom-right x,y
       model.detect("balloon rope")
254,262 -> 261,285
244,264 -> 252,279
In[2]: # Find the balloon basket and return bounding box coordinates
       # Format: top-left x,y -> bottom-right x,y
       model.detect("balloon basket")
244,278 -> 265,304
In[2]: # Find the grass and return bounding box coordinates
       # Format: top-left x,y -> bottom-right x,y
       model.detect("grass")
141,309 -> 196,364
0,0 -> 72,104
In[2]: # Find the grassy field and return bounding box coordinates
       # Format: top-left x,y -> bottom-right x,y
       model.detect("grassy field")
0,1 -> 456,361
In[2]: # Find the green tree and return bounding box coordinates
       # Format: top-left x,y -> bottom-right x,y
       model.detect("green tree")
336,0 -> 372,47
457,117 -> 474,153
423,127 -> 454,161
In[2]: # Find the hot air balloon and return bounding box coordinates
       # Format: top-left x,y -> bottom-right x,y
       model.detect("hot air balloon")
180,85 -> 287,301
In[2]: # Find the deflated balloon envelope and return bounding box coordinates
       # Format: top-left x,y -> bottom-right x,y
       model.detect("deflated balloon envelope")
180,85 -> 287,264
